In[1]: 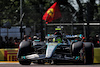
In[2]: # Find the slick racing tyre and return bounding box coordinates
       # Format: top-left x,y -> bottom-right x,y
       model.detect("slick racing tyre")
83,42 -> 94,64
72,41 -> 83,56
17,41 -> 31,58
37,60 -> 44,64
19,60 -> 31,65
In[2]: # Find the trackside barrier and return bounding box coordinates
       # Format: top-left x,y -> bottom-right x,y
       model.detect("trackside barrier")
0,49 -> 18,61
0,48 -> 100,63
94,48 -> 100,63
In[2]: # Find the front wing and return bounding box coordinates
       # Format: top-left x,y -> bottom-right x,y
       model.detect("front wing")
20,54 -> 81,62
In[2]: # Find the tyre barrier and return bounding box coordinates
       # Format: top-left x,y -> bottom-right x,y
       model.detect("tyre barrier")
0,48 -> 100,63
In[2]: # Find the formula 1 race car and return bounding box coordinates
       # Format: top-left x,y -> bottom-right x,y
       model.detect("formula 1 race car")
17,35 -> 94,65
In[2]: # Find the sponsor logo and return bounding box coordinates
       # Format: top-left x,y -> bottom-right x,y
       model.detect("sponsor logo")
4,50 -> 18,61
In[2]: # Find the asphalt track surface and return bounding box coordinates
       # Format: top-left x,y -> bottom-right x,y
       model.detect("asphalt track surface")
0,62 -> 100,67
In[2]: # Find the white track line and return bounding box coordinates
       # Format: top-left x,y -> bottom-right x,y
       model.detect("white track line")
0,63 -> 19,64
0,62 -> 34,64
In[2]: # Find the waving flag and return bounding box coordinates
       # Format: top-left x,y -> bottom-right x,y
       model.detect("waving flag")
42,2 -> 61,23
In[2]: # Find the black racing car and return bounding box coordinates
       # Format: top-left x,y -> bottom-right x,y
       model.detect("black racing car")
17,35 -> 94,65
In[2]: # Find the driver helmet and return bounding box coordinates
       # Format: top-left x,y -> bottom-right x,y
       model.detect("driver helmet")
53,37 -> 62,43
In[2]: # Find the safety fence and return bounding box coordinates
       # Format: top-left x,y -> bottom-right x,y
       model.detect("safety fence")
0,48 -> 100,63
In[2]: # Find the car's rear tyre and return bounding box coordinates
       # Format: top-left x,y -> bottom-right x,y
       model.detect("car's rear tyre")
19,60 -> 31,65
17,41 -> 32,58
83,42 -> 94,64
72,41 -> 83,56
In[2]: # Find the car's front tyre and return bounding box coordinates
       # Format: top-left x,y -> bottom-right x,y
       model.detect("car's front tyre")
19,60 -> 31,65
